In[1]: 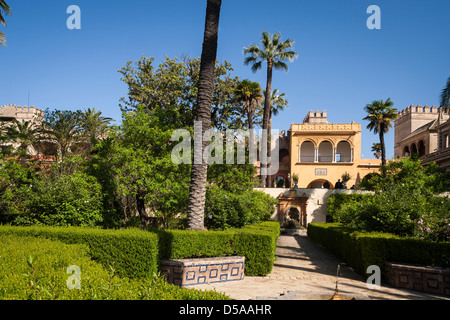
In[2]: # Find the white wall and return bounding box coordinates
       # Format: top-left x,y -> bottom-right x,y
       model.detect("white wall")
254,188 -> 373,225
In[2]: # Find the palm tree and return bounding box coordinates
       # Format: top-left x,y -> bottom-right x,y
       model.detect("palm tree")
4,119 -> 40,158
234,79 -> 263,130
265,89 -> 288,186
363,98 -> 398,171
40,110 -> 82,164
78,108 -> 113,153
371,142 -> 382,159
0,0 -> 11,47
440,75 -> 450,109
186,0 -> 222,231
244,32 -> 297,186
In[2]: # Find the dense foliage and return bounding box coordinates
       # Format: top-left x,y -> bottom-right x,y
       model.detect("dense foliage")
328,157 -> 450,241
0,56 -> 278,230
0,234 -> 228,300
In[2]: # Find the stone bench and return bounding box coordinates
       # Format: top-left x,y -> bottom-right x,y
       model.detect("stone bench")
160,256 -> 245,287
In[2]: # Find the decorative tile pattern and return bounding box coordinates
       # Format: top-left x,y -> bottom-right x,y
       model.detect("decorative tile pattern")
385,262 -> 450,297
161,256 -> 245,287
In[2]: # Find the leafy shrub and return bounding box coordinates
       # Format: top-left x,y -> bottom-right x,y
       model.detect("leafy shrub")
0,234 -> 228,300
205,185 -> 278,230
326,158 -> 450,240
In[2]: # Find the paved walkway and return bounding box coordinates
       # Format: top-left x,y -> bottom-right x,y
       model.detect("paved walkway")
195,231 -> 449,300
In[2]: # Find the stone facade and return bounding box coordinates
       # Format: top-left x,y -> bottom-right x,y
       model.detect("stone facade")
288,110 -> 381,189
394,104 -> 449,158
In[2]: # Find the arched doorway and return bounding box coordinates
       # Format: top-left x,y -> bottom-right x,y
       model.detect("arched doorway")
307,179 -> 334,189
285,206 -> 300,222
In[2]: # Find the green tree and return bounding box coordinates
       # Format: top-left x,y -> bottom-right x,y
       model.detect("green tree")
4,119 -> 41,158
371,142 -> 382,159
0,0 -> 10,47
98,106 -> 191,227
440,75 -> 450,109
244,32 -> 297,186
78,108 -> 113,154
186,0 -> 222,231
363,98 -> 398,170
40,110 -> 82,165
234,79 -> 263,130
119,56 -> 240,131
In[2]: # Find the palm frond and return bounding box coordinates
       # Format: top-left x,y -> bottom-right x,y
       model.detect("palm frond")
0,31 -> 6,47
440,76 -> 450,109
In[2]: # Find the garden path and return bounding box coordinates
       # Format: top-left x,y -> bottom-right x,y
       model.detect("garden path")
194,230 -> 449,300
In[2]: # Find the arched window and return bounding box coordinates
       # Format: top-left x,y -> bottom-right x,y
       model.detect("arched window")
300,141 -> 315,162
403,146 -> 410,157
411,143 -> 418,155
418,140 -> 425,156
336,141 -> 352,162
318,141 -> 333,162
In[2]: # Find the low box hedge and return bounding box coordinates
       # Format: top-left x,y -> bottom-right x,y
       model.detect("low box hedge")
157,221 -> 280,276
0,225 -> 159,279
0,221 -> 280,279
307,223 -> 450,277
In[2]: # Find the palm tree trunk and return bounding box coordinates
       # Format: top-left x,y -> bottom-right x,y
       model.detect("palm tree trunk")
266,108 -> 273,187
261,60 -> 273,187
186,0 -> 222,231
379,130 -> 386,175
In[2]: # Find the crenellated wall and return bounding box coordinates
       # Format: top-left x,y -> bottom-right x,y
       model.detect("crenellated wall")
0,105 -> 44,122
394,105 -> 449,158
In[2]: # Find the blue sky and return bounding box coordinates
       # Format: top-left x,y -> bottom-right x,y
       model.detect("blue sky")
1,0 -> 449,159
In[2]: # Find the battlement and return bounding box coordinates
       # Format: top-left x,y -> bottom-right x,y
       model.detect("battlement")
303,110 -> 329,124
396,104 -> 448,120
0,105 -> 44,120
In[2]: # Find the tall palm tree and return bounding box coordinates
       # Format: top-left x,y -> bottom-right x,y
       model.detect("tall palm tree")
234,79 -> 263,130
186,0 -> 222,231
265,89 -> 288,186
0,0 -> 11,47
440,75 -> 450,109
363,98 -> 398,171
244,32 -> 297,186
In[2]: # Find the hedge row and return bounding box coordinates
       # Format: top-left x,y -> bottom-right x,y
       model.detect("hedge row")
0,234 -> 229,300
307,223 -> 450,277
0,221 -> 280,279
0,225 -> 159,279
157,221 -> 280,276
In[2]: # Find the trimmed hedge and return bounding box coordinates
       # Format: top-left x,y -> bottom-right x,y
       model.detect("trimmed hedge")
0,234 -> 229,300
307,223 -> 450,277
0,225 -> 159,279
0,221 -> 280,279
157,221 -> 280,276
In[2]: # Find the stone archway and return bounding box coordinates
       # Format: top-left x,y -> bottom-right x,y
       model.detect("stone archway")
277,189 -> 309,227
